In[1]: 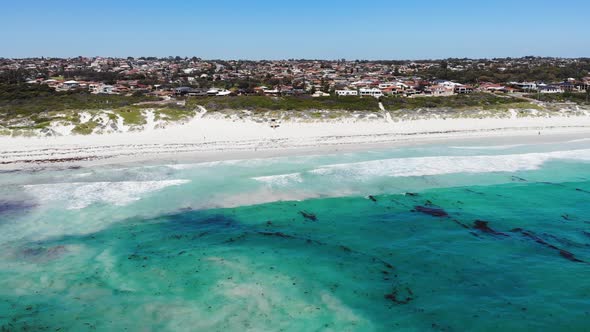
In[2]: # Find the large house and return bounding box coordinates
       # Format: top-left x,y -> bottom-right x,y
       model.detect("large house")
359,88 -> 384,98
336,89 -> 358,96
424,85 -> 454,96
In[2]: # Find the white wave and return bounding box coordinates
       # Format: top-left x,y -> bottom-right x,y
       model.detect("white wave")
252,173 -> 303,186
24,179 -> 190,209
566,138 -> 590,143
450,144 -> 527,150
308,149 -> 590,179
165,155 -> 316,171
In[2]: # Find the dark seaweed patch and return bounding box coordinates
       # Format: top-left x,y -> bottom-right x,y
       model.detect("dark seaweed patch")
0,200 -> 36,216
414,206 -> 449,218
384,286 -> 414,305
473,220 -> 508,237
511,176 -> 528,182
21,245 -> 67,261
232,230 -> 397,272
510,228 -> 586,263
452,219 -> 471,229
258,231 -> 295,239
368,195 -> 377,202
299,211 -> 318,222
405,192 -> 419,197
464,189 -> 485,195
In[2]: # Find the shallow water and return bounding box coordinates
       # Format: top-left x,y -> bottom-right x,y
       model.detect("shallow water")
1,137 -> 589,331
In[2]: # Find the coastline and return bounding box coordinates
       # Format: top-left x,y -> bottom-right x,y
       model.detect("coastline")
1,113 -> 590,170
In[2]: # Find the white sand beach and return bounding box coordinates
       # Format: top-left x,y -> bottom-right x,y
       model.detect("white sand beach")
1,111 -> 590,168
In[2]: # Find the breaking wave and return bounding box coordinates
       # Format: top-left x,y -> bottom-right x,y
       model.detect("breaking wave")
24,180 -> 190,210
252,149 -> 590,183
449,144 -> 527,150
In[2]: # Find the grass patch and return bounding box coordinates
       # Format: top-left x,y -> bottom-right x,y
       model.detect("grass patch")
154,108 -> 196,121
114,108 -> 146,126
381,93 -> 526,110
525,92 -> 590,104
486,102 -> 543,111
72,121 -> 99,135
187,96 -> 380,112
0,84 -> 158,118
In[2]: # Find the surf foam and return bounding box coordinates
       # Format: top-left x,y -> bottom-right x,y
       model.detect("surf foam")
301,149 -> 590,179
24,179 -> 190,209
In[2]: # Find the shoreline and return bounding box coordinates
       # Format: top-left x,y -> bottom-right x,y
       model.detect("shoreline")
1,114 -> 590,170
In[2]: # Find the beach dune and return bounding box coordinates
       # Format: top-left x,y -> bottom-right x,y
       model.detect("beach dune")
1,111 -> 590,167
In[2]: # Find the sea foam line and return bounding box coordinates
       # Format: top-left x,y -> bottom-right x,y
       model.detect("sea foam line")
249,149 -> 590,184
24,179 -> 190,209
309,149 -> 590,179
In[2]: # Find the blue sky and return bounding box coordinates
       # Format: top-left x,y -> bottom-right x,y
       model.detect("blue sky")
1,0 -> 588,59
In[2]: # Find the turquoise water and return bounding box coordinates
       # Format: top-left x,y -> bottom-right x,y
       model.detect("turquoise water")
1,137 -> 590,331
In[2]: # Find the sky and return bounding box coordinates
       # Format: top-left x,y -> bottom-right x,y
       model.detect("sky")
1,0 -> 589,60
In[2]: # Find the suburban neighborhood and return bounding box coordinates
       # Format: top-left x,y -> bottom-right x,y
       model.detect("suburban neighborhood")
2,56 -> 589,100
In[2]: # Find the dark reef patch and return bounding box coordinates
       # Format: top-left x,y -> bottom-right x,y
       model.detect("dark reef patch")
414,205 -> 449,218
473,220 -> 508,237
300,211 -> 318,222
0,200 -> 36,217
258,231 -> 295,239
384,286 -> 414,305
21,245 -> 68,262
452,219 -> 471,229
511,228 -> 586,263
464,189 -> 485,195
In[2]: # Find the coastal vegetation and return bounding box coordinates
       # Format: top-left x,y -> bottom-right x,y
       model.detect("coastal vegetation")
525,91 -> 590,104
0,84 -> 191,132
186,96 -> 380,112
184,93 -> 535,112
0,84 -> 156,117
0,83 -> 585,136
381,93 -> 529,110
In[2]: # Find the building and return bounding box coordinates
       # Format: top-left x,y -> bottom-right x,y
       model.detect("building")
424,85 -> 454,96
336,90 -> 358,96
359,88 -> 383,98
63,80 -> 80,89
90,83 -> 115,94
312,91 -> 330,97
539,85 -> 562,94
454,85 -> 474,94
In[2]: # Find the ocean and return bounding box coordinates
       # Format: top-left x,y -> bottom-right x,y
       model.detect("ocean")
1,136 -> 589,331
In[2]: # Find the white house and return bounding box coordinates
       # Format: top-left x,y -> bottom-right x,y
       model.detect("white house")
539,85 -> 562,94
90,83 -> 115,94
63,80 -> 80,89
514,82 -> 537,91
359,88 -> 384,98
336,90 -> 358,96
312,91 -> 331,97
216,89 -> 232,96
424,85 -> 454,96
206,88 -> 232,96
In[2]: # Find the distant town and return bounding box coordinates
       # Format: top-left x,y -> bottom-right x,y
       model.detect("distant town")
1,57 -> 589,99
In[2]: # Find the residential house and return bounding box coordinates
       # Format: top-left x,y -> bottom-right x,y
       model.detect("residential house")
359,88 -> 384,98
336,89 -> 358,96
